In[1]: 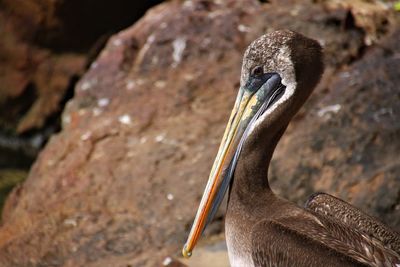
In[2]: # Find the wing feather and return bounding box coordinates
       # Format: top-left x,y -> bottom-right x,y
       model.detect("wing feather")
251,219 -> 367,267
251,213 -> 400,267
305,193 -> 400,254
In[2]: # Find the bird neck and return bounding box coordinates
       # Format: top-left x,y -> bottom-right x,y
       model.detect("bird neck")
228,125 -> 287,206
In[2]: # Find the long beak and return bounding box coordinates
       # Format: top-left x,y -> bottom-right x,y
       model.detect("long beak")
182,88 -> 260,258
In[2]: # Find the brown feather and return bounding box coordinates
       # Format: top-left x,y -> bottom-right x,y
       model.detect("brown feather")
219,30 -> 400,267
305,193 -> 400,255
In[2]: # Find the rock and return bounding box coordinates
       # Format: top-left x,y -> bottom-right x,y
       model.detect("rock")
320,0 -> 398,45
0,0 -> 398,266
1,0 -> 164,51
0,0 -> 163,135
0,0 -> 165,208
0,9 -> 85,134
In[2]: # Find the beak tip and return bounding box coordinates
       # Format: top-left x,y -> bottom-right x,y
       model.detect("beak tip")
182,245 -> 192,258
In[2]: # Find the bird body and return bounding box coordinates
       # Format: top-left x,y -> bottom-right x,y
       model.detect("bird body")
226,191 -> 399,266
183,30 -> 400,266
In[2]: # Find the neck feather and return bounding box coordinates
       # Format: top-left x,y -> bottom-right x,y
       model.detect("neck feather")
228,125 -> 287,206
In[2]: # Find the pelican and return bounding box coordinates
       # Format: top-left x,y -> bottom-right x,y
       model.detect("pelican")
182,30 -> 400,266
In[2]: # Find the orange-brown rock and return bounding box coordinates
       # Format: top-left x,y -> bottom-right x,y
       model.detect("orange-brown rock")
0,0 -> 163,135
0,5 -> 85,134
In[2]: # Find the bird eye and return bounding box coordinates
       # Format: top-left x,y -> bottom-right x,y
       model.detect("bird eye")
251,66 -> 264,77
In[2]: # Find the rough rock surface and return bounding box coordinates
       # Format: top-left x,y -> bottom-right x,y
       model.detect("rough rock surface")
0,0 -> 399,266
0,0 -> 164,217
0,2 -> 85,134
0,0 -> 163,134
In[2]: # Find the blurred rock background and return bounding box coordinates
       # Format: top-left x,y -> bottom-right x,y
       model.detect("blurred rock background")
0,0 -> 398,266
0,0 -> 163,213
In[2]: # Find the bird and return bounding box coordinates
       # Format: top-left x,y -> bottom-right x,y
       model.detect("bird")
182,30 -> 400,266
